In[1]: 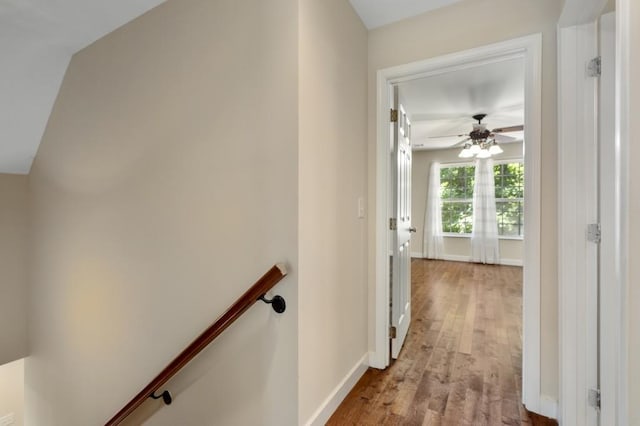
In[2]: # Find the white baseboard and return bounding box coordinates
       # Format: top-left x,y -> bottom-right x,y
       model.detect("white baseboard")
539,395 -> 558,420
442,254 -> 470,263
499,258 -> 524,267
304,353 -> 369,426
411,252 -> 522,267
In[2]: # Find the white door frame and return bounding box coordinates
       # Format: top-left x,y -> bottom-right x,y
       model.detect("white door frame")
614,1 -> 631,423
371,33 -> 544,414
557,2 -> 631,423
598,12 -> 621,426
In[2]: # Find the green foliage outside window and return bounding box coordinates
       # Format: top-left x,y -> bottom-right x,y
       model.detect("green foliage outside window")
494,162 -> 524,237
440,166 -> 474,234
439,162 -> 524,237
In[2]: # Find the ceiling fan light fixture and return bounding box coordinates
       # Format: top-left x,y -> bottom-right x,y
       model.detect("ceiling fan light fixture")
452,114 -> 522,159
488,143 -> 503,155
459,146 -> 473,158
476,148 -> 491,159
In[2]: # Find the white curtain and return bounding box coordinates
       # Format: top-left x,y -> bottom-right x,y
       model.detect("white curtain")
423,162 -> 444,259
471,158 -> 500,264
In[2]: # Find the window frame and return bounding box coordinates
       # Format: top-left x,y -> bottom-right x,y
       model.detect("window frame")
493,160 -> 525,239
438,158 -> 524,239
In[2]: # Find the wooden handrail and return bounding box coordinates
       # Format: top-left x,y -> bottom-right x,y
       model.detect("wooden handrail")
105,263 -> 288,425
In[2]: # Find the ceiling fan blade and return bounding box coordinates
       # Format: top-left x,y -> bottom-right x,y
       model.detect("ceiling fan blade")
453,138 -> 471,147
428,133 -> 468,139
492,125 -> 524,133
492,133 -> 518,143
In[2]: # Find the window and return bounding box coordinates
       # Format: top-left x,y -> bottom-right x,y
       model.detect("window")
440,165 -> 474,234
494,162 -> 524,237
439,161 -> 524,237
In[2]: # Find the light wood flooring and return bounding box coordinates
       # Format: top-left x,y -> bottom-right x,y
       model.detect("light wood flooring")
327,259 -> 557,426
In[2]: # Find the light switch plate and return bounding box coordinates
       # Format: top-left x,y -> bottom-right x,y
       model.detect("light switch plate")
358,196 -> 365,218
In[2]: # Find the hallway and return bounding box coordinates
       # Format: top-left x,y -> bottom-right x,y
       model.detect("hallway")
327,259 -> 556,425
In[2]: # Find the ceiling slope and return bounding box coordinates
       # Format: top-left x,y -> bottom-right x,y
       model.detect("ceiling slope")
349,0 -> 462,29
0,0 -> 167,174
2,0 -> 467,173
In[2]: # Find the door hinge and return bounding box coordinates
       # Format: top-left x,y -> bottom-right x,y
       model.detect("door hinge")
588,56 -> 602,77
389,218 -> 397,231
588,388 -> 601,410
390,109 -> 398,123
389,326 -> 397,339
587,223 -> 601,243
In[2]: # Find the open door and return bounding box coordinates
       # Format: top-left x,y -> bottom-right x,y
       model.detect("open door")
390,86 -> 414,359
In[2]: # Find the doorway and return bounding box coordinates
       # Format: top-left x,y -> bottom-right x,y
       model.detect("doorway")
371,34 -> 545,415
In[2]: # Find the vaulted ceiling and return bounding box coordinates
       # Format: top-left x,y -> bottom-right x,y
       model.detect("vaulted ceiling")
348,0 -> 461,29
0,0 -> 464,174
0,0 -> 167,174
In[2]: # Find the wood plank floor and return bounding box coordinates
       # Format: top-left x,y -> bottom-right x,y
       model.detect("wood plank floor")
327,259 -> 557,426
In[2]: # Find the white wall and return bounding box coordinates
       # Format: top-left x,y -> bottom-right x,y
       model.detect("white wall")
0,358 -> 24,426
367,0 -> 562,400
411,143 -> 524,265
298,0 -> 368,423
26,0 -> 299,424
0,174 -> 28,366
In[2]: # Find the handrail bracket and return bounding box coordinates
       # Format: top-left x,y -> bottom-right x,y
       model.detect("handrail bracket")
258,294 -> 286,313
149,390 -> 172,405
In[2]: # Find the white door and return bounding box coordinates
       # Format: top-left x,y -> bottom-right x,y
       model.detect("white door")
390,86 -> 413,359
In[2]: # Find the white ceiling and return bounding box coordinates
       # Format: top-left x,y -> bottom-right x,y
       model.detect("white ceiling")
397,57 -> 525,151
1,0 -> 500,174
0,0 -> 167,174
349,0 -> 462,29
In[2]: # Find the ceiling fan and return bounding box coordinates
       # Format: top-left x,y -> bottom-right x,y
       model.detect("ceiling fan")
429,113 -> 524,158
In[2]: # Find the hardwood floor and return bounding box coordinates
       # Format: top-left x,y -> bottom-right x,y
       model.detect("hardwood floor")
327,259 -> 557,426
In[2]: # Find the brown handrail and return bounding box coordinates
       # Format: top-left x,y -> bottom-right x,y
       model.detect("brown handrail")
105,263 -> 288,425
